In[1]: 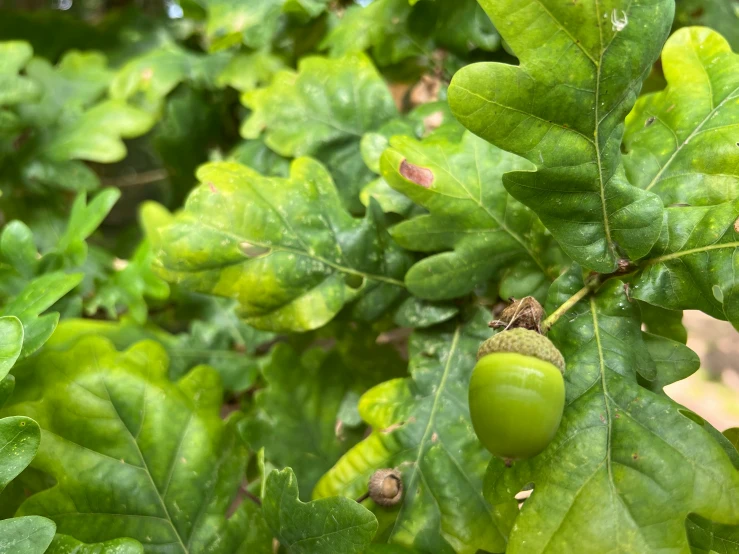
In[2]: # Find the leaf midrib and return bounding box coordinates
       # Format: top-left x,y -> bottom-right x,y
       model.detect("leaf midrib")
400,139 -> 552,277
593,0 -> 613,259
387,324 -> 461,543
101,378 -> 190,554
646,241 -> 739,265
644,85 -> 739,192
179,217 -> 405,287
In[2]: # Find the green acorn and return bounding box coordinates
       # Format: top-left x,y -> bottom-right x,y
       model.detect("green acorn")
469,327 -> 566,463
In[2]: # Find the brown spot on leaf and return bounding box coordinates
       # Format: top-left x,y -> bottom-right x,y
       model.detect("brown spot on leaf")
335,420 -> 344,440
208,182 -> 218,193
141,68 -> 154,81
645,116 -> 656,127
734,217 -> 739,233
399,160 -> 433,188
632,452 -> 639,460
382,421 -> 405,434
240,242 -> 271,258
431,432 -> 438,443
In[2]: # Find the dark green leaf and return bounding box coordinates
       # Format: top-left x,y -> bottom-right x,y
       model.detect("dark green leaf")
263,467 -> 377,554
393,296 -> 458,328
110,45 -> 228,113
449,0 -> 673,272
483,267 -> 739,552
726,428 -> 739,454
228,140 -> 290,179
0,375 -> 14,409
216,51 -> 285,92
85,241 -> 170,324
639,302 -> 687,344
242,345 -> 366,500
686,513 -> 739,554
22,51 -> 112,126
321,0 -> 499,67
674,0 -> 739,50
641,332 -> 700,392
631,200 -> 739,330
316,309 -> 508,554
49,299 -> 273,395
204,0 -> 282,50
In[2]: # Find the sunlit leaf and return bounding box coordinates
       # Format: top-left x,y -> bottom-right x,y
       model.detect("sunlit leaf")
383,128 -> 566,301
0,316 -> 23,381
623,27 -> 739,206
0,41 -> 40,107
0,272 -> 83,358
146,159 -> 411,332
2,337 -> 271,554
46,534 -> 143,554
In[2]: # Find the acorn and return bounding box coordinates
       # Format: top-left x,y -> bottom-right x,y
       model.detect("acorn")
469,328 -> 566,462
368,469 -> 403,507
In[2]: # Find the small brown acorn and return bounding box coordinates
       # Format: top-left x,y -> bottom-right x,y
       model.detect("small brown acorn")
368,469 -> 403,507
489,296 -> 545,333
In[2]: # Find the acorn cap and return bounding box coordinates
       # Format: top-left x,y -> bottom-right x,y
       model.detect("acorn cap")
368,469 -> 403,507
477,328 -> 565,374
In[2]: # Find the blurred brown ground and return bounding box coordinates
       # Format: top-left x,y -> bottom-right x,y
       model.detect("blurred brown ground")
665,311 -> 739,432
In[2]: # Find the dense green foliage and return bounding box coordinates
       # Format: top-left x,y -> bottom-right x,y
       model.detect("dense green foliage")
0,0 -> 738,553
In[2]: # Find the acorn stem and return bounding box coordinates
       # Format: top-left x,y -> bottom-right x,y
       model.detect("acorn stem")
540,279 -> 598,334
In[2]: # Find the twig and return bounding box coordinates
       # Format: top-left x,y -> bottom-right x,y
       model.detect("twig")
102,169 -> 169,188
540,278 -> 598,334
243,488 -> 263,507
